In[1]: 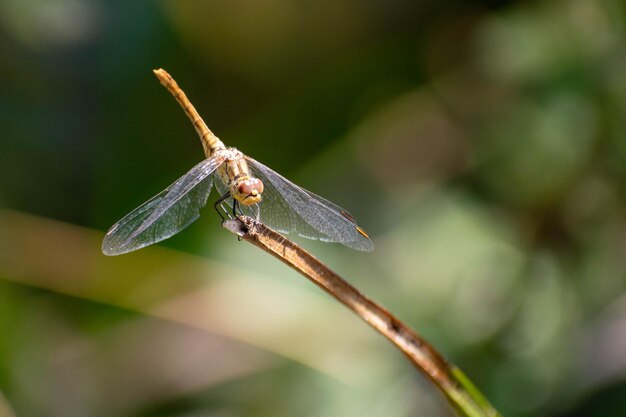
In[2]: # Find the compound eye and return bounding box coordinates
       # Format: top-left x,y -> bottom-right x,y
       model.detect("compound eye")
237,179 -> 264,197
237,181 -> 253,195
251,178 -> 264,193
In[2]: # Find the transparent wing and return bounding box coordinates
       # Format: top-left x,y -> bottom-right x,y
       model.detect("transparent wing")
244,156 -> 374,251
102,156 -> 226,256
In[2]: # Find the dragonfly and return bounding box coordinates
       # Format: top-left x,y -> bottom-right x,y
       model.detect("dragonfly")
102,69 -> 373,256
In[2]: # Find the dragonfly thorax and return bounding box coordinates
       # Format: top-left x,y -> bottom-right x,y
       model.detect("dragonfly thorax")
215,147 -> 264,205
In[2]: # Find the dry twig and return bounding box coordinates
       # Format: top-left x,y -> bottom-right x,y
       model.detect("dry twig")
151,67 -> 500,417
223,217 -> 501,417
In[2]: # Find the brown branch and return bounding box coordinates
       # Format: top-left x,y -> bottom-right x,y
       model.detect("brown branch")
223,216 -> 500,417
148,67 -> 498,416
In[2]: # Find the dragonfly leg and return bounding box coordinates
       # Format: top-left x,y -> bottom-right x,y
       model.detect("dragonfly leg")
232,200 -> 238,217
231,200 -> 246,242
232,200 -> 246,217
213,191 -> 231,221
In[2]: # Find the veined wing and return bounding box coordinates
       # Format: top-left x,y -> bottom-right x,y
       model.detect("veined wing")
102,155 -> 226,256
244,156 -> 374,251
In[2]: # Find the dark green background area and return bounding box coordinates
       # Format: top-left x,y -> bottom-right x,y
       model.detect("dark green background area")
1,1 -> 626,416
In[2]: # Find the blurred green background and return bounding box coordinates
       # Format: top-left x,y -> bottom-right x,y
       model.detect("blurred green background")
1,0 -> 626,416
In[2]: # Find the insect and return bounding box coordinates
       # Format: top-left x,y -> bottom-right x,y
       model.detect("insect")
102,69 -> 373,256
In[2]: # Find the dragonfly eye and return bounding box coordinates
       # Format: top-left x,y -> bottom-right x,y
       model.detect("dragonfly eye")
251,178 -> 264,194
237,178 -> 264,196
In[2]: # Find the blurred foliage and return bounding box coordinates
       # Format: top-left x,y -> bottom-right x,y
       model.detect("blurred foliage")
1,0 -> 626,416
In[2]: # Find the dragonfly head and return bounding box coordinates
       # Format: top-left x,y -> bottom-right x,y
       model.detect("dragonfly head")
232,177 -> 264,205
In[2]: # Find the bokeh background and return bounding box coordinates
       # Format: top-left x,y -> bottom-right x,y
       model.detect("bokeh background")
1,1 -> 626,416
